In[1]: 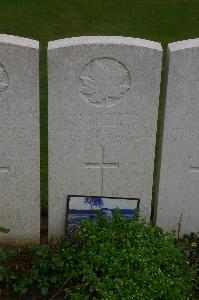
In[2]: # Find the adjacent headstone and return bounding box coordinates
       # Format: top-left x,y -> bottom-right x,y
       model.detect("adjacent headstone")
156,39 -> 199,236
0,35 -> 40,245
67,195 -> 139,233
48,36 -> 162,237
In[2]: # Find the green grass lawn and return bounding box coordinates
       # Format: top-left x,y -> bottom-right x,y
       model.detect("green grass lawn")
0,0 -> 199,210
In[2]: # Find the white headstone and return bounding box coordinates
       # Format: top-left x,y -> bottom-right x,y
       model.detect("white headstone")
48,36 -> 162,237
157,39 -> 199,236
0,35 -> 40,245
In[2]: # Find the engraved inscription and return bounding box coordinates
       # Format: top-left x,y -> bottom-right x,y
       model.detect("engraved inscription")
0,128 -> 38,140
0,63 -> 9,93
79,58 -> 131,107
54,111 -> 154,143
63,112 -> 140,127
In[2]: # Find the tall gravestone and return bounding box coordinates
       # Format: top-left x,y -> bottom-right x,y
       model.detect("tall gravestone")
157,39 -> 199,236
0,35 -> 40,245
48,36 -> 162,237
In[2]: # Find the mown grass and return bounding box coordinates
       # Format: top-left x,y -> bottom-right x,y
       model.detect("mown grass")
0,0 -> 199,210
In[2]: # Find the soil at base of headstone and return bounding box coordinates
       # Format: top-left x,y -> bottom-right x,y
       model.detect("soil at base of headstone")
0,292 -> 65,300
0,213 -> 67,300
1,293 -> 66,299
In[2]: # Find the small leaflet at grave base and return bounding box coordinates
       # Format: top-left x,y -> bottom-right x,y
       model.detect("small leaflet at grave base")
66,195 -> 139,233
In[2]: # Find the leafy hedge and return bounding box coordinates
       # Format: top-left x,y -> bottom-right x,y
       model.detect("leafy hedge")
0,211 -> 197,299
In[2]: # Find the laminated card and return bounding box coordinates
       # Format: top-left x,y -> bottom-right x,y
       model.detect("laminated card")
67,195 -> 139,233
0,35 -> 40,245
48,36 -> 162,237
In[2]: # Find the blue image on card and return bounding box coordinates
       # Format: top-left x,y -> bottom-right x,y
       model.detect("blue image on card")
67,196 -> 139,233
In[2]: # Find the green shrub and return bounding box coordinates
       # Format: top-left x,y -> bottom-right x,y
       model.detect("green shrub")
65,211 -> 196,299
0,211 -> 197,299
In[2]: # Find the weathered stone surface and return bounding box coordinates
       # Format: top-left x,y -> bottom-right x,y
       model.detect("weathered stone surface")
48,36 -> 162,237
0,35 -> 40,245
156,39 -> 199,236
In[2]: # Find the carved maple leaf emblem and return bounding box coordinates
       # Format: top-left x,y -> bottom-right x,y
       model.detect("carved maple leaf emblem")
0,63 -> 8,93
80,58 -> 130,107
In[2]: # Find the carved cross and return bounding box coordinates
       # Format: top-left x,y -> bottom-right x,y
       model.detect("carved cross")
84,145 -> 119,195
190,166 -> 199,174
0,165 -> 10,191
0,166 -> 10,173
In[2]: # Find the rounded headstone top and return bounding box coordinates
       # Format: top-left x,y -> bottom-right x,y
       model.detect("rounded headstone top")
169,38 -> 199,52
48,36 -> 162,51
0,34 -> 39,49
